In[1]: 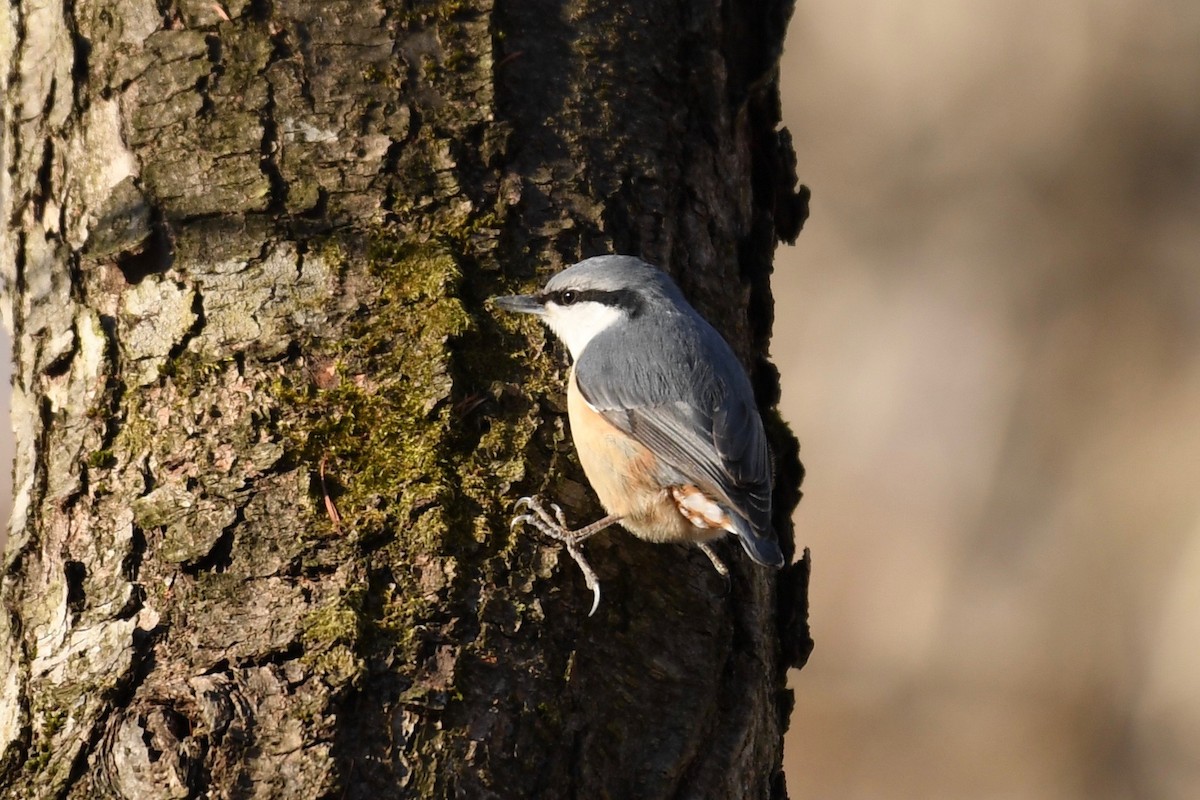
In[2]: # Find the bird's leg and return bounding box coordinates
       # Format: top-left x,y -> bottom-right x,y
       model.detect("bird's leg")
696,542 -> 729,577
511,496 -> 622,616
697,542 -> 732,595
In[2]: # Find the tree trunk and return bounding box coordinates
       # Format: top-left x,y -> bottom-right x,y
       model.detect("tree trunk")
0,0 -> 811,797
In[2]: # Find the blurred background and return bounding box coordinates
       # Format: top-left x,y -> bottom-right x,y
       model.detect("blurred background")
3,1 -> 1199,797
776,1 -> 1200,798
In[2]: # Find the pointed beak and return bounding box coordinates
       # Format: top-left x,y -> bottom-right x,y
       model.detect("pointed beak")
491,294 -> 545,316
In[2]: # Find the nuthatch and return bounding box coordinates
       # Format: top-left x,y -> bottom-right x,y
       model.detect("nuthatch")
493,255 -> 783,614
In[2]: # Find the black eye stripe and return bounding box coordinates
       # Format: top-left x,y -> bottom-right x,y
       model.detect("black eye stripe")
538,288 -> 645,317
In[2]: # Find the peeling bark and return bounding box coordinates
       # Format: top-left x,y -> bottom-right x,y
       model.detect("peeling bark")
0,0 -> 811,798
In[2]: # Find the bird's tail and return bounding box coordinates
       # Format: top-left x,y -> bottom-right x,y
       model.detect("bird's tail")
725,512 -> 784,568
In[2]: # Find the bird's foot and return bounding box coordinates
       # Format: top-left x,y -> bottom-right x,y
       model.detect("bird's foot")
512,496 -> 603,616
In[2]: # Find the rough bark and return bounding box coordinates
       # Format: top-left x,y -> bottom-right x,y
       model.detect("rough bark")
0,0 -> 811,798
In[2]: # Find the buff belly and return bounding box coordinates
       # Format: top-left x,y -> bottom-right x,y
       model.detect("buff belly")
567,369 -> 731,544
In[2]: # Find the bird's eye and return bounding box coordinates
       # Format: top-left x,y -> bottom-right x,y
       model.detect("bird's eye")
559,290 -> 578,305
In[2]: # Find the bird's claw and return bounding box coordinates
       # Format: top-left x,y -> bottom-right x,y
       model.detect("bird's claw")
511,496 -> 569,541
510,495 -> 603,615
566,542 -> 602,617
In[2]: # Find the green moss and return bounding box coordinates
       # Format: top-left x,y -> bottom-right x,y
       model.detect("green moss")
281,239 -> 473,553
272,220 -> 566,690
41,708 -> 66,738
306,644 -> 361,685
395,0 -> 475,28
435,0 -> 474,21
160,350 -> 229,394
300,587 -> 367,682
313,237 -> 347,272
443,48 -> 469,73
26,748 -> 51,773
86,449 -> 115,469
302,590 -> 363,648
365,237 -> 469,306
23,705 -> 68,773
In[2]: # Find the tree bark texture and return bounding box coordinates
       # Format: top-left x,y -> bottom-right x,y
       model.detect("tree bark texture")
0,1 -> 811,798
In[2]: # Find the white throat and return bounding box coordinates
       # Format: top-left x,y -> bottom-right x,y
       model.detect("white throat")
543,300 -> 624,361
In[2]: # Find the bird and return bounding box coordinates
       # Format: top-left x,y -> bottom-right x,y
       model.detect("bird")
492,255 -> 783,614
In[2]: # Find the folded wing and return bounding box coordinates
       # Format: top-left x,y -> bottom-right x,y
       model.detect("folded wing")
574,323 -> 780,566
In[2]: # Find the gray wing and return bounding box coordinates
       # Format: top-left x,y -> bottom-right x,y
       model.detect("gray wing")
574,321 -> 773,538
